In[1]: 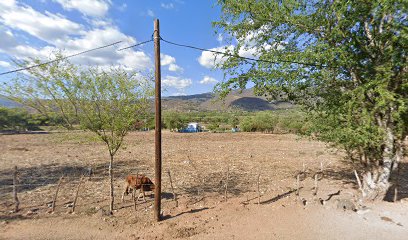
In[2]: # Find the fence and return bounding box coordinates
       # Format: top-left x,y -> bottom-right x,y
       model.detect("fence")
0,160 -> 376,216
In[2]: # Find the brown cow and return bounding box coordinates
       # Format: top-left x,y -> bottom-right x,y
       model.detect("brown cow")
122,174 -> 155,202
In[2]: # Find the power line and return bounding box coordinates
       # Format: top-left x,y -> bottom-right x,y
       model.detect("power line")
117,39 -> 153,51
0,41 -> 123,76
160,36 -> 334,69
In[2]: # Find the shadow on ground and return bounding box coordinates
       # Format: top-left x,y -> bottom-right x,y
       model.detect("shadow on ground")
323,160 -> 408,201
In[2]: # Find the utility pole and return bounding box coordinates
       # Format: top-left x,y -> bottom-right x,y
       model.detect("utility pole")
154,19 -> 162,222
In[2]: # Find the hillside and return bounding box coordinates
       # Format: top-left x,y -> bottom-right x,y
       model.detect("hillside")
162,88 -> 293,112
1,89 -> 293,112
0,95 -> 23,108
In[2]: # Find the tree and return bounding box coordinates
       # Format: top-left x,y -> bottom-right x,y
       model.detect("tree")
214,0 -> 407,200
3,56 -> 153,212
164,111 -> 186,131
0,107 -> 41,131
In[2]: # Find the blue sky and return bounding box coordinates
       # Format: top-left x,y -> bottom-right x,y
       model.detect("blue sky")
0,0 -> 229,96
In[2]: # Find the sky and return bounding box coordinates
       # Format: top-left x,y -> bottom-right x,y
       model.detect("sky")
0,0 -> 229,96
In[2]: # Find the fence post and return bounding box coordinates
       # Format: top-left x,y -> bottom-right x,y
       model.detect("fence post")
52,175 -> 64,212
257,174 -> 261,205
224,166 -> 229,202
71,175 -> 84,213
13,166 -> 19,212
167,170 -> 178,207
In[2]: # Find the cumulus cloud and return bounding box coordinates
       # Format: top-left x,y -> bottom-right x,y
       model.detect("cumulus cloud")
197,45 -> 233,69
168,63 -> 183,72
160,53 -> 183,72
0,1 -> 83,42
199,76 -> 217,84
53,0 -> 111,18
162,76 -> 192,90
161,54 -> 175,66
0,1 -> 152,72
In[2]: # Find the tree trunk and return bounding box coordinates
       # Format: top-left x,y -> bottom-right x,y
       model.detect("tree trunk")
361,123 -> 399,200
109,154 -> 114,214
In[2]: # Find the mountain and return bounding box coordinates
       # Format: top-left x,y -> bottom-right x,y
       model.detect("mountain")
1,89 -> 293,112
0,95 -> 23,108
162,88 -> 293,112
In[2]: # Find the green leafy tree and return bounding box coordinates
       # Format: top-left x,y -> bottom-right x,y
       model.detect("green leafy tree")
214,0 -> 407,199
3,56 -> 153,212
164,111 -> 186,131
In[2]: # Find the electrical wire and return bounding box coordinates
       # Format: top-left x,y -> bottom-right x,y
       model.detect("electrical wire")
160,36 -> 334,69
0,41 -> 123,76
117,39 -> 153,51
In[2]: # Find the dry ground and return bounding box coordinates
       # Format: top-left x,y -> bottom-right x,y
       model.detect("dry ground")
0,131 -> 407,239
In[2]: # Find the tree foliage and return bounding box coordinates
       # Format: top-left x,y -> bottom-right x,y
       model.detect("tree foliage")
0,107 -> 42,131
3,55 -> 153,212
215,0 -> 407,199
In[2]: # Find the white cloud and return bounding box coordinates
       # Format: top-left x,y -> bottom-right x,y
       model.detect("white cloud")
168,63 -> 182,72
161,53 -> 175,66
171,92 -> 187,96
197,45 -> 233,69
160,53 -> 183,72
0,1 -> 84,42
199,76 -> 217,84
147,9 -> 155,17
0,1 -> 152,72
162,76 -> 192,90
0,24 -> 151,72
198,42 -> 283,69
53,0 -> 111,18
0,60 -> 11,68
161,3 -> 174,9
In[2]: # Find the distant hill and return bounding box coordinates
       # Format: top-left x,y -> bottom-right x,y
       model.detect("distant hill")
0,95 -> 23,108
1,89 -> 293,112
162,88 -> 293,112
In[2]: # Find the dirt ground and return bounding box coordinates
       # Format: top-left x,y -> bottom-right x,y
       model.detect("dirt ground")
0,131 -> 407,239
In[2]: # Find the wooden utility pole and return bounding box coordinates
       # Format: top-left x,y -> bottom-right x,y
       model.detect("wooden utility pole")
154,19 -> 162,222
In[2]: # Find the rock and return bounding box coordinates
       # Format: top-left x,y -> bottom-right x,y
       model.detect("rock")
356,206 -> 371,215
336,199 -> 356,211
24,210 -> 35,216
31,208 -> 39,212
65,202 -> 73,208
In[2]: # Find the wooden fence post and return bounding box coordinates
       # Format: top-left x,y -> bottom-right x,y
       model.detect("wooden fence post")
296,174 -> 300,197
167,170 -> 178,207
13,166 -> 19,212
52,175 -> 64,212
71,175 -> 84,213
224,166 -> 229,202
257,174 -> 261,205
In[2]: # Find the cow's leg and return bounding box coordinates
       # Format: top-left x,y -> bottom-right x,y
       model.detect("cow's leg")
121,185 -> 129,202
135,189 -> 142,202
141,187 -> 147,202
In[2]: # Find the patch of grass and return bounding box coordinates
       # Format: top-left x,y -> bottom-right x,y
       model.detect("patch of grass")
48,131 -> 101,144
